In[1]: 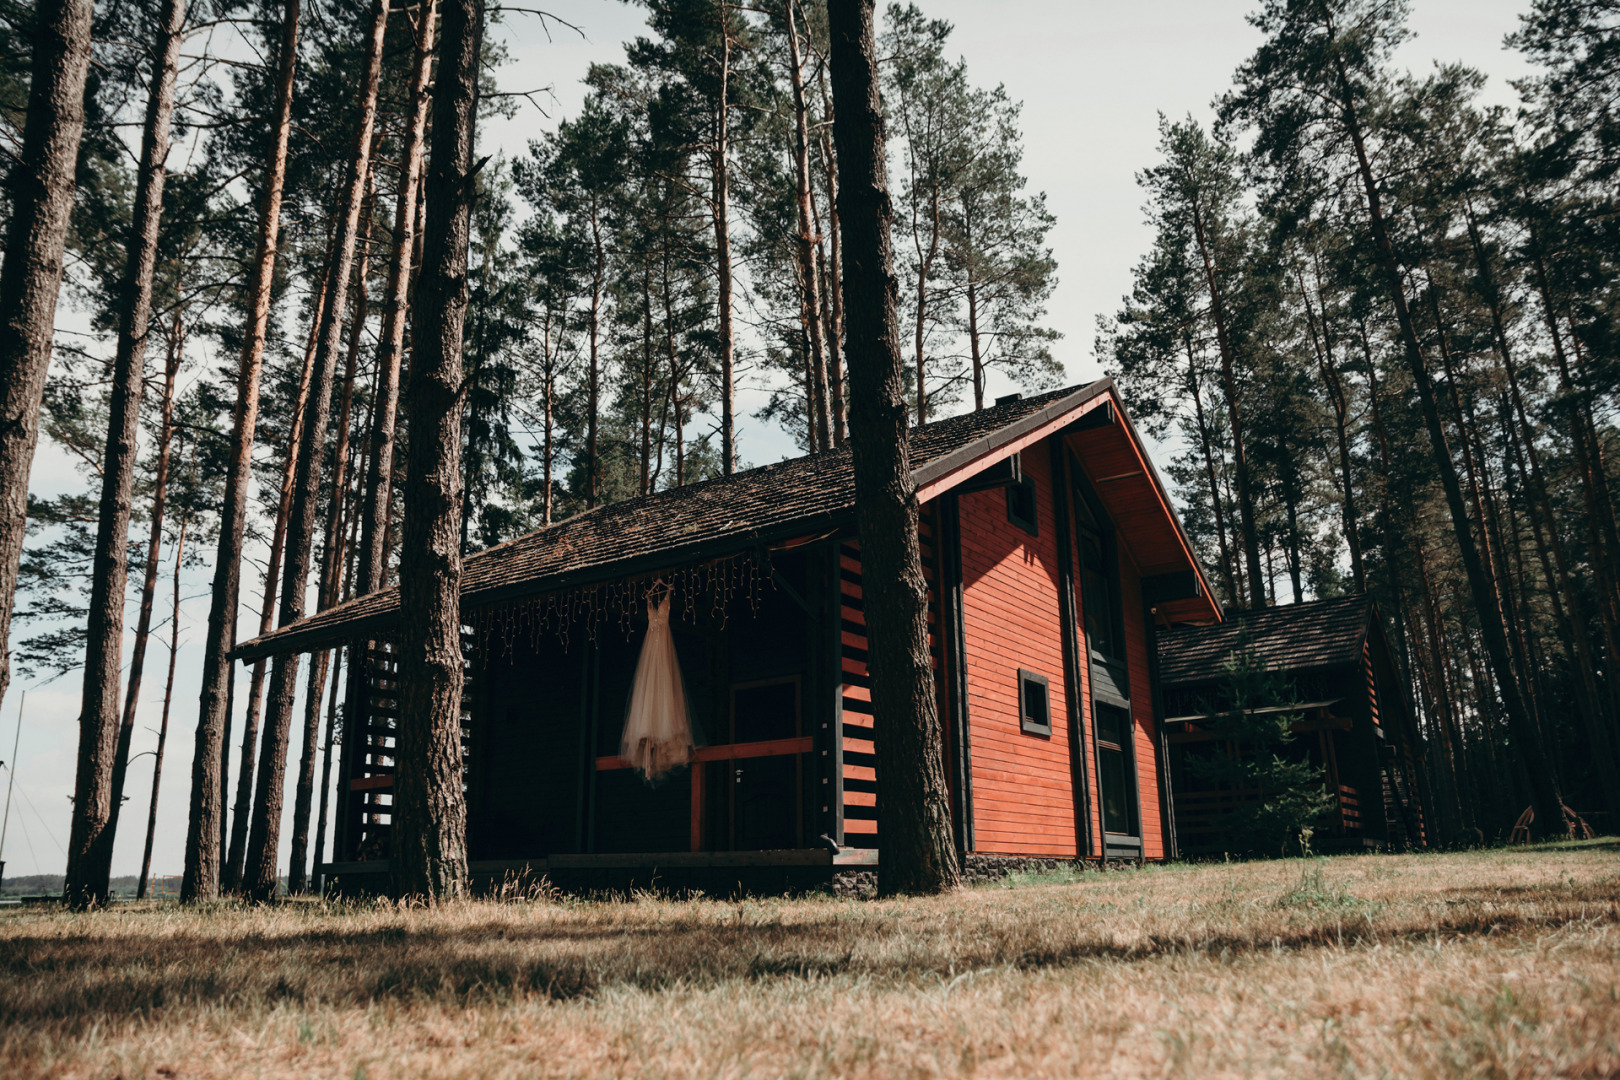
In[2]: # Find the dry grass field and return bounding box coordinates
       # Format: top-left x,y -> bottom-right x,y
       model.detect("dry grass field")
0,841 -> 1615,1079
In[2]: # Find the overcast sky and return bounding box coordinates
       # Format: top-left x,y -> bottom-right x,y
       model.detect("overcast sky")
6,0 -> 1534,883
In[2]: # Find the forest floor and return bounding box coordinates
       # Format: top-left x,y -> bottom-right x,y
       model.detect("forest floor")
0,840 -> 1615,1079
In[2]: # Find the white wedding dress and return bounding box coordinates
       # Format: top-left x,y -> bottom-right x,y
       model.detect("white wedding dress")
620,592 -> 695,780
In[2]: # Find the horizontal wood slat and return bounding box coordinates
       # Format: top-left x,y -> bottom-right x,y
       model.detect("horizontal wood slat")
595,736 -> 813,772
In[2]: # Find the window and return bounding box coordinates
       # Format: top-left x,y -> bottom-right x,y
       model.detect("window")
1079,524 -> 1123,661
1094,702 -> 1137,836
1006,475 -> 1038,535
1018,669 -> 1052,736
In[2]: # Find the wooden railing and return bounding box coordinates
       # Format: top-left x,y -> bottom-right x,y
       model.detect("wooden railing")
594,736 -> 811,772
597,736 -> 813,852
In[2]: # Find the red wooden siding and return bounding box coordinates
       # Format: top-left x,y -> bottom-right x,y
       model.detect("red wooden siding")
839,540 -> 876,844
952,434 -> 1168,861
1364,640 -> 1382,732
956,445 -> 1080,858
837,525 -> 943,848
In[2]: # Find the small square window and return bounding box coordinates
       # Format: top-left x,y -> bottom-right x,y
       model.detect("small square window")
1018,668 -> 1052,736
1006,475 -> 1038,535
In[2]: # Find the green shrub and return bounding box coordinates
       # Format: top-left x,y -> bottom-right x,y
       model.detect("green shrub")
1186,638 -> 1337,858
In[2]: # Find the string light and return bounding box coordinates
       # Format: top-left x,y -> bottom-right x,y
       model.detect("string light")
468,548 -> 775,660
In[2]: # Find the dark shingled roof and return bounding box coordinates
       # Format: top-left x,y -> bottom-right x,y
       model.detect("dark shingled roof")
1156,594 -> 1371,688
234,380 -> 1114,660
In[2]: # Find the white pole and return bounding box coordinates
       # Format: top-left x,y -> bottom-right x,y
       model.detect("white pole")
0,691 -> 24,869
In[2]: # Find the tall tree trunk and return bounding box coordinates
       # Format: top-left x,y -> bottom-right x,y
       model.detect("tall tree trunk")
1186,340 -> 1238,605
390,0 -> 481,903
817,64 -> 846,446
1334,58 -> 1563,836
288,172 -> 375,893
662,260 -> 686,489
911,190 -> 941,425
359,0 -> 436,598
586,197 -> 603,507
221,231 -> 330,894
244,0 -> 388,901
715,3 -> 737,474
787,0 -> 832,450
1529,237 -> 1620,638
542,311 -> 556,524
1188,198 -> 1264,608
136,512 -> 187,900
309,645 -> 343,894
222,275 -> 326,893
65,0 -> 189,908
183,0 -> 302,903
311,485 -> 363,894
110,308 -> 183,869
0,0 -> 94,722
828,0 -> 958,896
641,254 -> 655,492
966,272 -> 984,411
1295,260 -> 1365,590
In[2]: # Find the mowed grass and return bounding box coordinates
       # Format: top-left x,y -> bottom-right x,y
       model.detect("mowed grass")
1,842 -> 1616,1079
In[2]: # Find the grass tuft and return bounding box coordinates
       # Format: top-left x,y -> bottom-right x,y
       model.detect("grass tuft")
1274,860 -> 1380,913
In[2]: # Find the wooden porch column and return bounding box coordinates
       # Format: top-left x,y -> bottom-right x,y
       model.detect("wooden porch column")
690,764 -> 704,851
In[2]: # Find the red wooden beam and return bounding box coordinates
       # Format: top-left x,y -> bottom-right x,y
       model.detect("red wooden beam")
595,736 -> 813,772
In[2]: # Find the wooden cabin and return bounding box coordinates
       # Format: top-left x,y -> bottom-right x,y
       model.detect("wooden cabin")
1156,595 -> 1429,854
236,380 -> 1221,889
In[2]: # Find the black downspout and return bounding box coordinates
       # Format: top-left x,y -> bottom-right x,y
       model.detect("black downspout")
1143,600 -> 1177,861
1050,438 -> 1094,860
938,492 -> 974,856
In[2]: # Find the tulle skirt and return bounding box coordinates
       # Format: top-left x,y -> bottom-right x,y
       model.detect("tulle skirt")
620,594 -> 694,780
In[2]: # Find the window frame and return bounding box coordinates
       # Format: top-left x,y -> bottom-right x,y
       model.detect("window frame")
1006,474 -> 1039,536
1017,668 -> 1053,737
1093,700 -> 1139,838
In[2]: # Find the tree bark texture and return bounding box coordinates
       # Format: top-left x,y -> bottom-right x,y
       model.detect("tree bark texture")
64,0 -> 189,907
828,0 -> 959,896
288,172 -> 375,893
390,0 -> 480,902
183,0 -> 301,902
108,310 -> 183,880
786,0 -> 832,451
715,5 -> 737,474
223,261 -> 329,892
0,0 -> 94,737
817,63 -> 847,446
243,0 -> 387,902
359,0 -> 436,596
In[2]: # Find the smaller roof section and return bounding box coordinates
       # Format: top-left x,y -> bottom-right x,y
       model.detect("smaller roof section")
1157,594 -> 1373,688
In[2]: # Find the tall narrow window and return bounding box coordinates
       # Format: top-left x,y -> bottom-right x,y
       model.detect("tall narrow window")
1094,702 -> 1137,836
1079,525 -> 1123,660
